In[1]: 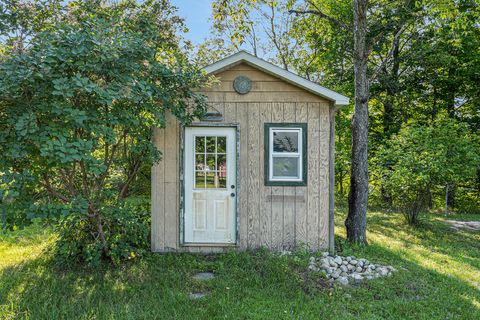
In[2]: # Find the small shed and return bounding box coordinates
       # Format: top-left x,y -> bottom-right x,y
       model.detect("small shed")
151,51 -> 349,253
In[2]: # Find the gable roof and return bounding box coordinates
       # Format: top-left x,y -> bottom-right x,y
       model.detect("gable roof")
204,50 -> 349,106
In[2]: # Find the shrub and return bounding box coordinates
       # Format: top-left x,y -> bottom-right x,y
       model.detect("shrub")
375,119 -> 479,224
55,197 -> 150,267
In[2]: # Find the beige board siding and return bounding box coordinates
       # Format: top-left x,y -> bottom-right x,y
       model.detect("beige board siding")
270,102 -> 284,250
237,102 -> 249,250
259,102 -> 272,249
295,102 -> 308,247
151,62 -> 332,252
151,126 -> 165,252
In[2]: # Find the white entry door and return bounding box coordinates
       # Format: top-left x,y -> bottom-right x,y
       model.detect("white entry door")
184,127 -> 236,244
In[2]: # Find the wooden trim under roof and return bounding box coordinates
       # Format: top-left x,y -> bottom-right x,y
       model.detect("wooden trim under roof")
204,50 -> 350,107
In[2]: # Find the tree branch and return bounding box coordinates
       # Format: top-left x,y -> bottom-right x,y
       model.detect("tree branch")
370,23 -> 408,82
288,1 -> 350,31
41,173 -> 70,203
118,158 -> 142,200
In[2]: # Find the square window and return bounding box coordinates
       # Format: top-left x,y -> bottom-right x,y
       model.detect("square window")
264,123 -> 307,186
273,131 -> 299,152
272,157 -> 300,178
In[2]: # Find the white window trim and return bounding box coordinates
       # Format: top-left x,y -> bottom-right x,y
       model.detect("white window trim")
268,127 -> 303,182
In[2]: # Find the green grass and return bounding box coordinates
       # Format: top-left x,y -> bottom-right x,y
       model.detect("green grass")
1,210 -> 479,320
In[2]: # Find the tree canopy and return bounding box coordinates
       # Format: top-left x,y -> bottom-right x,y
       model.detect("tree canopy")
0,0 -> 209,264
207,0 -> 480,227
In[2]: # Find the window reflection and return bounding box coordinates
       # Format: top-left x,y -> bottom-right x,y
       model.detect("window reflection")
194,135 -> 228,189
273,131 -> 298,152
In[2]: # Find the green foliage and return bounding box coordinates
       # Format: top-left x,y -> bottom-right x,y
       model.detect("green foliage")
209,0 -> 480,216
375,119 -> 480,224
0,0 -> 209,264
55,197 -> 150,266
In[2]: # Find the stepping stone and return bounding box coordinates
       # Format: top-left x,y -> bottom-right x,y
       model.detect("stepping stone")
189,292 -> 207,300
192,272 -> 215,281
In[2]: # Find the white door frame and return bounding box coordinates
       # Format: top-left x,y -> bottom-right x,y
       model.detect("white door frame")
181,124 -> 239,245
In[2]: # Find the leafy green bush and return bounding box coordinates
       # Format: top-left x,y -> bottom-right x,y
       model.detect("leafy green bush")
0,0 -> 208,264
375,119 -> 479,224
55,197 -> 150,267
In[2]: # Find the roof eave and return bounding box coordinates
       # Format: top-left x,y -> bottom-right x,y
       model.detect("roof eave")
203,51 -> 350,107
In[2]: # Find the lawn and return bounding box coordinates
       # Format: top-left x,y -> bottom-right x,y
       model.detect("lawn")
1,209 -> 479,320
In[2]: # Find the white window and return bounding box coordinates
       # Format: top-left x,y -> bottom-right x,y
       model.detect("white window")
265,124 -> 307,186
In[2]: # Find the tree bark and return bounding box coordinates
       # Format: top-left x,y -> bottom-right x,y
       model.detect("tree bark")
346,0 -> 369,244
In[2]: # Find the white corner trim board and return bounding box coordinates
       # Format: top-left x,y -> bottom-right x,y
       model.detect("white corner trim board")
204,50 -> 350,107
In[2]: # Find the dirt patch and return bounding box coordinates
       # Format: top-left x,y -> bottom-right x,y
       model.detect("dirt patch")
444,220 -> 480,232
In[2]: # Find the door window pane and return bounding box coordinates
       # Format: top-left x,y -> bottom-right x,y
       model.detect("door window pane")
195,154 -> 204,171
272,157 -> 299,178
195,171 -> 205,188
195,136 -> 205,153
218,173 -> 227,188
206,154 -> 216,171
273,131 -> 298,152
206,136 -> 216,153
217,136 -> 226,153
217,154 -> 227,172
206,171 -> 217,188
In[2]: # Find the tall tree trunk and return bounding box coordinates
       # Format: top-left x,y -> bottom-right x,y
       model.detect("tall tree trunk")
346,0 -> 369,244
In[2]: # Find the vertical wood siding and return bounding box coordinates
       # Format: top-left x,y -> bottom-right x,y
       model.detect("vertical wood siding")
151,63 -> 332,252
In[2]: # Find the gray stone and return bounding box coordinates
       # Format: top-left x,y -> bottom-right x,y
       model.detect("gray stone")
357,261 -> 364,268
309,256 -> 316,264
322,251 -> 329,257
192,272 -> 215,281
347,264 -> 355,271
340,271 -> 348,277
334,256 -> 343,265
308,264 -> 319,272
342,260 -> 348,265
332,269 -> 341,279
346,256 -> 352,262
330,261 -> 338,268
352,274 -> 363,284
387,266 -> 397,272
337,276 -> 349,286
355,266 -> 363,273
340,265 -> 348,272
189,293 -> 207,299
377,267 -> 389,276
349,259 -> 358,265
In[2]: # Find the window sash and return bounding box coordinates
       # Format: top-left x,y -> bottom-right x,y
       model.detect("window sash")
269,128 -> 303,181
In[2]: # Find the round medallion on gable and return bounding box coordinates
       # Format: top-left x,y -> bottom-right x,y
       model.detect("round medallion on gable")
233,75 -> 252,95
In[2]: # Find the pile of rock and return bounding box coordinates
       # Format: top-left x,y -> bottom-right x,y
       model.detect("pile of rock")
308,252 -> 397,286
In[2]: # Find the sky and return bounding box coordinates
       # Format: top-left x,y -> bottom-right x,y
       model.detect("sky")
171,0 -> 214,45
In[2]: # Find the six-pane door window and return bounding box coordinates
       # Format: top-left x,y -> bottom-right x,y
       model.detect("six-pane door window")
194,136 -> 227,189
